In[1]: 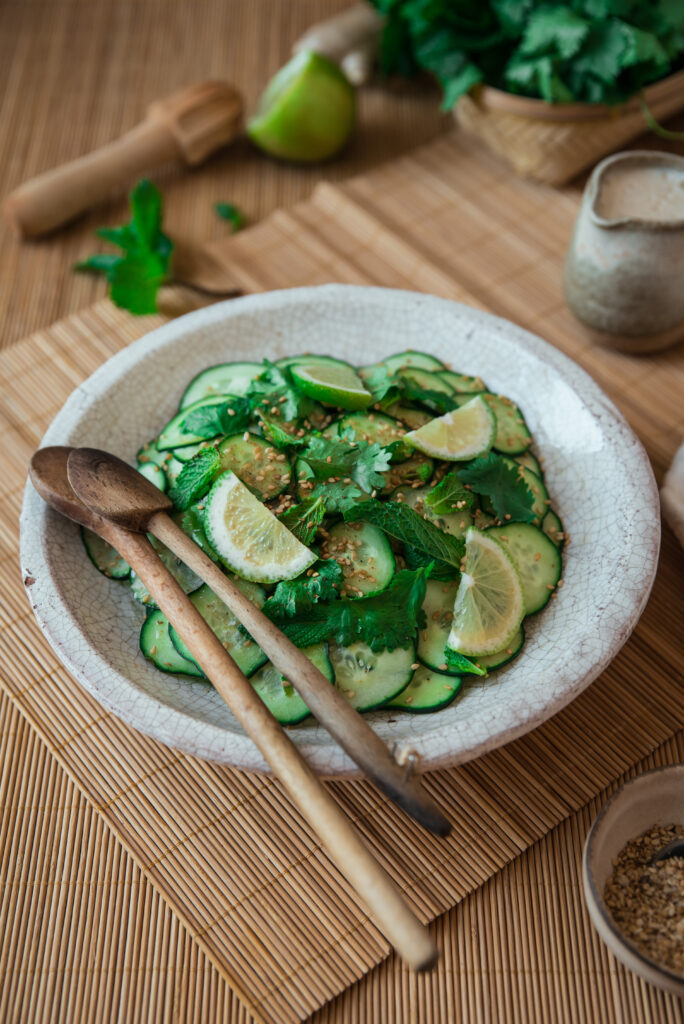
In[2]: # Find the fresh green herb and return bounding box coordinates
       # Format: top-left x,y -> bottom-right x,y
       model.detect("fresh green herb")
370,0 -> 684,108
259,416 -> 307,450
246,361 -> 308,422
301,432 -> 392,493
458,453 -> 536,523
403,543 -> 458,581
425,472 -> 476,515
169,449 -> 222,510
215,202 -> 246,231
344,499 -> 464,568
445,647 -> 487,677
278,496 -> 326,545
263,559 -> 342,618
269,567 -> 430,652
309,480 -> 364,513
75,180 -> 173,314
398,375 -> 459,414
180,397 -> 252,439
363,364 -> 401,406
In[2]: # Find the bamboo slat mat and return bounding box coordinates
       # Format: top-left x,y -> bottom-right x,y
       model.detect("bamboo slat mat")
1,133 -> 684,1023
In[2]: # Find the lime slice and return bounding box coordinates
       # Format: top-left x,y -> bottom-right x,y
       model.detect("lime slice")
248,51 -> 356,163
405,395 -> 496,460
203,471 -> 316,583
289,361 -> 372,410
446,527 -> 524,657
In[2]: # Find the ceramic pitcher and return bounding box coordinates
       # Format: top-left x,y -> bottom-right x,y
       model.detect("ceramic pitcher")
564,150 -> 684,353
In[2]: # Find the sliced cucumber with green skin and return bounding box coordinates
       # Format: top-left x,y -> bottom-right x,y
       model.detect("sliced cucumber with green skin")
487,523 -> 561,614
338,411 -> 410,460
180,361 -> 262,409
451,391 -> 488,407
385,403 -> 433,431
157,396 -> 231,451
137,461 -> 167,492
542,509 -> 565,547
179,504 -> 220,563
388,666 -> 462,713
140,610 -> 205,677
484,394 -> 532,455
137,440 -> 169,467
250,643 -> 333,725
381,453 -> 434,494
391,486 -> 473,541
438,370 -> 486,393
329,641 -> 415,711
164,457 -> 184,486
397,368 -> 455,402
474,626 -> 524,670
130,535 -> 203,608
173,441 -> 209,463
217,433 -> 291,500
514,450 -> 543,477
294,457 -> 316,501
417,579 -> 461,674
473,507 -> 498,531
170,581 -> 267,676
382,351 -> 445,374
323,521 -> 395,597
81,527 -> 130,579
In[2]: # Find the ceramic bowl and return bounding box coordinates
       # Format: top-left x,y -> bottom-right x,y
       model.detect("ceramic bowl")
583,766 -> 684,996
20,285 -> 660,775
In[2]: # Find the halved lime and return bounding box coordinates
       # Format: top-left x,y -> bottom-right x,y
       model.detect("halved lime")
203,471 -> 316,583
248,50 -> 356,163
404,395 -> 496,460
289,361 -> 373,410
447,527 -> 524,657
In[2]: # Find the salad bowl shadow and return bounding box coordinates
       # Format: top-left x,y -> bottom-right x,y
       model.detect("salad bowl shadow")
20,285 -> 660,775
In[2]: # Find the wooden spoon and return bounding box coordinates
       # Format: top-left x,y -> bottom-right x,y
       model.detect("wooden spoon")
66,446 -> 452,838
29,446 -> 439,970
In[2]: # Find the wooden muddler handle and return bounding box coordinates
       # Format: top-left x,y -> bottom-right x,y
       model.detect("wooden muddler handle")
3,81 -> 243,239
149,511 -> 451,837
101,521 -> 438,971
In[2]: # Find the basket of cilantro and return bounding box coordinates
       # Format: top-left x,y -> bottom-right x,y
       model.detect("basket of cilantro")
369,0 -> 684,184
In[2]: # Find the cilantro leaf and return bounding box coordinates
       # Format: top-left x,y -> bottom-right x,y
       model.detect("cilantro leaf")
344,500 -> 464,568
246,361 -> 307,422
445,647 -> 487,677
520,7 -> 590,61
425,472 -> 476,516
215,202 -> 246,231
262,559 -> 342,619
278,497 -> 326,545
259,417 -> 306,450
169,449 -> 222,510
180,397 -> 251,439
458,453 -> 536,522
362,364 -> 401,406
269,567 -> 430,653
310,480 -> 364,513
300,434 -> 391,493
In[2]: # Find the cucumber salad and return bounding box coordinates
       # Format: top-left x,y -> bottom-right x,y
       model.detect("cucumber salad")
82,350 -> 564,722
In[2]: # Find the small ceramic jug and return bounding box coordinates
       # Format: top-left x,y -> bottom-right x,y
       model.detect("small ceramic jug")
564,150 -> 684,353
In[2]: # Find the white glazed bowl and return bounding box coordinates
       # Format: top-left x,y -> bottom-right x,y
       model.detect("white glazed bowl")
20,285 -> 660,775
583,766 -> 684,997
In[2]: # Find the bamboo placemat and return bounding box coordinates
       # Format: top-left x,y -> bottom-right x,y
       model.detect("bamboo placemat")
1,133 -> 683,1023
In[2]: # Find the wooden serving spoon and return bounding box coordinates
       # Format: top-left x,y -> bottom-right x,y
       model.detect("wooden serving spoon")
66,446 -> 451,838
29,446 -> 440,971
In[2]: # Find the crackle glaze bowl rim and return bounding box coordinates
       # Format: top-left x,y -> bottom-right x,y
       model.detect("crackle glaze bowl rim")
19,285 -> 660,776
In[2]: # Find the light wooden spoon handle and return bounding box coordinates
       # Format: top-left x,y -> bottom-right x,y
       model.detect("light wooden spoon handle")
149,510 -> 451,837
104,520 -> 438,971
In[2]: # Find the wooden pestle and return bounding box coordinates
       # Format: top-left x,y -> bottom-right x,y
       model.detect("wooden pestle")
3,81 -> 243,239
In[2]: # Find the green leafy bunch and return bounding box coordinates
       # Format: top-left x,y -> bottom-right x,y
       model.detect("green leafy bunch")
369,0 -> 684,107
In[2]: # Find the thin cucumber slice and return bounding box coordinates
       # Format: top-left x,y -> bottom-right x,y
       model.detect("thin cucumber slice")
474,626 -> 524,670
388,666 -> 462,713
130,535 -> 203,608
514,450 -> 543,477
329,641 -> 415,711
179,504 -> 220,563
417,579 -> 461,674
164,457 -> 184,486
381,453 -> 434,494
542,509 -> 565,547
170,581 -> 267,676
140,610 -> 204,677
397,367 -> 455,402
391,486 -> 473,542
338,411 -> 410,460
276,354 -> 355,372
382,351 -> 445,374
173,441 -> 209,463
217,433 -> 291,500
438,370 -> 486,393
157,396 -> 230,451
137,440 -> 169,468
81,527 -> 130,579
180,361 -> 262,409
250,643 -> 333,725
487,523 -> 561,614
472,506 -> 498,531
323,521 -> 395,597
484,394 -> 532,455
385,403 -> 432,431
294,457 -> 316,501
451,391 -> 488,407
137,461 -> 167,492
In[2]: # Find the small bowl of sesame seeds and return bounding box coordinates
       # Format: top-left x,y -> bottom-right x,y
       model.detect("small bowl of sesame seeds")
583,765 -> 684,996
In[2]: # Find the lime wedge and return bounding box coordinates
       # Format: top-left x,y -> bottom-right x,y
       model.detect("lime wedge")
447,527 -> 524,657
203,471 -> 316,583
405,395 -> 496,460
290,361 -> 372,410
248,51 -> 356,163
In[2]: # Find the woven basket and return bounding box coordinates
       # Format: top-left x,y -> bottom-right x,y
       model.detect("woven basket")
455,69 -> 684,185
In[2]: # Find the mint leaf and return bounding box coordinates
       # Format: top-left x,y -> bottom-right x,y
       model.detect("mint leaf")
425,472 -> 476,516
269,567 -> 430,652
180,397 -> 251,439
259,416 -> 306,450
263,559 -> 342,619
445,647 -> 487,677
458,453 -> 536,523
278,497 -> 326,545
169,449 -> 222,510
344,500 -> 464,568
403,544 -> 459,581
215,202 -> 246,231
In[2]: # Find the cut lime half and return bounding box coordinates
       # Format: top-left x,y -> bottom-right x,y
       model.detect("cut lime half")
447,527 -> 524,657
203,471 -> 316,583
405,395 -> 496,460
290,361 -> 372,410
248,50 -> 356,163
